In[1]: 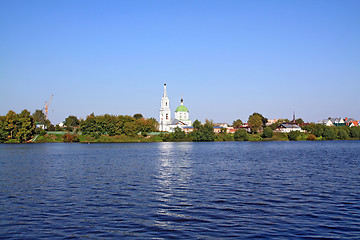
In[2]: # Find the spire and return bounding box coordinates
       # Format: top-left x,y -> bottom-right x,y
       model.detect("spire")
181,95 -> 183,105
293,112 -> 296,123
162,83 -> 168,98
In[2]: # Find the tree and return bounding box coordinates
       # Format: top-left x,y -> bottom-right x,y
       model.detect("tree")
262,127 -> 273,138
172,127 -> 186,140
234,129 -> 248,141
193,119 -> 201,130
296,118 -> 304,125
191,121 -> 215,141
32,109 -> 46,123
16,110 -> 35,142
65,116 -> 80,127
133,113 -> 143,120
232,119 -> 243,128
248,113 -> 263,133
324,128 -> 337,140
123,121 -> 138,137
350,127 -> 360,139
338,129 -> 349,140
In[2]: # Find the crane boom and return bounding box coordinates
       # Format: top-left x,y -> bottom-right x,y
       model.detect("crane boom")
45,94 -> 54,120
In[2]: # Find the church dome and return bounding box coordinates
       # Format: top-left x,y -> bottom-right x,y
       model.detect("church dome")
175,105 -> 188,112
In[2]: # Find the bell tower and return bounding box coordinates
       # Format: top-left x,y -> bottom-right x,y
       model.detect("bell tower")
159,84 -> 171,131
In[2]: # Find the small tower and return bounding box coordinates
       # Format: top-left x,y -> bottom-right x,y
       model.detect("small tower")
159,84 -> 171,131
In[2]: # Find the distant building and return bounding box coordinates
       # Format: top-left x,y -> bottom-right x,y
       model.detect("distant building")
266,119 -> 278,126
35,122 -> 45,129
318,119 -> 334,126
275,123 -> 304,133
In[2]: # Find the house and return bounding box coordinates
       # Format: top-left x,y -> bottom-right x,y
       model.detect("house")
345,117 -> 358,126
35,122 -> 45,129
266,119 -> 278,126
318,119 -> 334,126
182,126 -> 194,134
349,121 -> 359,127
213,126 -> 225,133
275,123 -> 304,133
330,118 -> 345,126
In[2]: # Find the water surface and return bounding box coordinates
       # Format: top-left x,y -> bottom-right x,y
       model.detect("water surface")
1,141 -> 360,239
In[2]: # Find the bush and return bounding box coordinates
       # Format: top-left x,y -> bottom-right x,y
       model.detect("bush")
350,127 -> 360,139
338,129 -> 349,140
62,133 -> 79,142
288,131 -> 301,141
306,134 -> 317,141
234,129 -> 249,141
324,128 -> 337,140
262,127 -> 273,138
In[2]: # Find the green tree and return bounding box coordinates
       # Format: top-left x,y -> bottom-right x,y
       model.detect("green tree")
123,121 -> 138,136
32,109 -> 46,123
133,113 -> 143,120
234,129 -> 248,141
288,130 -> 301,141
191,122 -> 215,141
296,118 -> 304,125
324,127 -> 337,140
248,113 -> 263,133
262,127 -> 273,138
232,119 -> 243,128
65,115 -> 80,128
172,127 -> 186,140
338,129 -> 349,140
16,110 -> 35,142
350,127 -> 360,139
192,119 -> 202,130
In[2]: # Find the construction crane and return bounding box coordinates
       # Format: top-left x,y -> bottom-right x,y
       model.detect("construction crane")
45,94 -> 54,120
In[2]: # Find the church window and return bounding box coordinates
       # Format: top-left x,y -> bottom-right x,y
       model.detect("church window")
166,114 -> 168,120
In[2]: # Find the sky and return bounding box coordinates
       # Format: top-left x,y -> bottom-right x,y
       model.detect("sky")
1,0 -> 359,124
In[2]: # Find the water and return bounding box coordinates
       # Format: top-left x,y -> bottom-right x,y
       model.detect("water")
0,141 -> 360,239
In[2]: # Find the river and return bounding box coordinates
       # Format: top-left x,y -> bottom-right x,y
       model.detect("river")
1,141 -> 359,239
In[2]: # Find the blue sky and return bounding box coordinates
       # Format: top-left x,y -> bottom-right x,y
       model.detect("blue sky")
1,1 -> 359,124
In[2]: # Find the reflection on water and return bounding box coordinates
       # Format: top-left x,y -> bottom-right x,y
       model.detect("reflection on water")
155,143 -> 193,228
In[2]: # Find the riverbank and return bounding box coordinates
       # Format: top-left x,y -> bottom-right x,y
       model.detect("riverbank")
2,131 -> 357,143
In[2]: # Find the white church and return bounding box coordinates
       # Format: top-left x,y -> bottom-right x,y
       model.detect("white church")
159,84 -> 192,132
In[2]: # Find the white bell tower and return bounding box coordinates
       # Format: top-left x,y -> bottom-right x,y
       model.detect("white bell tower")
159,84 -> 171,131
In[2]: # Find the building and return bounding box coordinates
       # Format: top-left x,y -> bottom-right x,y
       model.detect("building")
275,123 -> 304,133
159,84 -> 171,132
159,84 -> 192,132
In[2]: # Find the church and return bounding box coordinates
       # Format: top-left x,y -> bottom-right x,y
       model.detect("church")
159,84 -> 192,132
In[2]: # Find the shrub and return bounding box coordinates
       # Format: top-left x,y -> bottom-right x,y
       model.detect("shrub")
262,127 -> 273,138
288,131 -> 301,141
338,129 -> 349,140
324,128 -> 337,140
62,133 -> 79,142
350,127 -> 360,139
234,129 -> 249,141
306,134 -> 317,141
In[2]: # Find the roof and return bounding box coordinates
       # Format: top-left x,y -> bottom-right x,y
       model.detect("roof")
278,123 -> 301,129
175,105 -> 189,112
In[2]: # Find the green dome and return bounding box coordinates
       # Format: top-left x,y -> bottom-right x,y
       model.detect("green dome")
175,105 -> 188,112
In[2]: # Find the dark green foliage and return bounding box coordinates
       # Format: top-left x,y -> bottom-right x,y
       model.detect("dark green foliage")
295,118 -> 304,125
350,127 -> 360,139
172,127 -> 186,140
288,131 -> 301,141
324,128 -> 337,140
32,109 -> 46,124
192,119 -> 201,130
190,122 -> 215,141
133,113 -> 143,119
338,129 -> 349,140
232,119 -> 243,128
65,115 -> 80,127
262,127 -> 273,138
248,113 -> 266,133
80,113 -> 158,137
234,129 -> 249,141
216,130 -> 234,141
